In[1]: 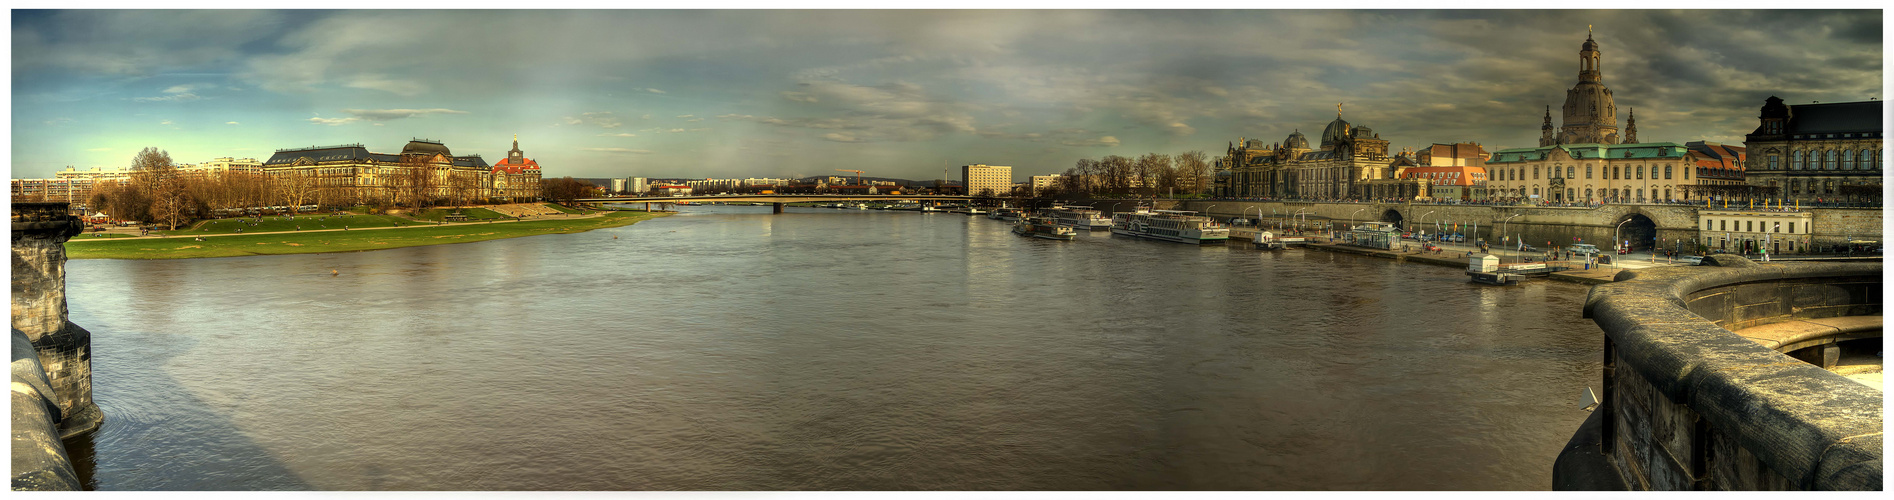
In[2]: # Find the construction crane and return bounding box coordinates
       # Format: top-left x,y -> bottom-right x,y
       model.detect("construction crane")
835,169 -> 864,186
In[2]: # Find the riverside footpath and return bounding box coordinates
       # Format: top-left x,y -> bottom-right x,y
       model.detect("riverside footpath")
1230,227 -> 1677,285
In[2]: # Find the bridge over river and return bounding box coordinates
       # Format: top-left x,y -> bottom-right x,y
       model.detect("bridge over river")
577,194 -> 977,213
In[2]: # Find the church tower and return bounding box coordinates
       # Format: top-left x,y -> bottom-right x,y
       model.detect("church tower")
1623,108 -> 1638,144
1557,28 -> 1620,145
507,134 -> 526,164
1539,106 -> 1557,146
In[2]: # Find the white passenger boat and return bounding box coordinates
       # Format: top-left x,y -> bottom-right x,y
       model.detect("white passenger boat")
919,205 -> 942,212
1044,206 -> 1112,230
988,208 -> 1018,220
1109,210 -> 1230,244
1012,217 -> 1077,240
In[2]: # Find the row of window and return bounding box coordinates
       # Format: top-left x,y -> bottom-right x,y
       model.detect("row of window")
1772,148 -> 1880,170
1707,219 -> 1798,234
1494,163 -> 1685,181
1507,187 -> 1678,202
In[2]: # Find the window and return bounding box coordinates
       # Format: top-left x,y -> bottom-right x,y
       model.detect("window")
1533,187 -> 1540,196
1586,188 -> 1593,199
1664,164 -> 1672,179
1664,189 -> 1671,200
1586,164 -> 1594,178
1720,220 -> 1726,231
1683,167 -> 1690,180
1533,167 -> 1539,179
1842,149 -> 1854,170
1613,166 -> 1620,179
1637,165 -> 1645,179
1747,221 -> 1754,232
1789,222 -> 1795,233
1567,188 -> 1575,200
1567,166 -> 1575,178
1827,150 -> 1838,170
1793,150 -> 1804,169
1768,155 -> 1780,170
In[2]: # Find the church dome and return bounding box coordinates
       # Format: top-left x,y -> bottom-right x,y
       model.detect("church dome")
1283,130 -> 1310,150
400,139 -> 452,157
1320,117 -> 1351,150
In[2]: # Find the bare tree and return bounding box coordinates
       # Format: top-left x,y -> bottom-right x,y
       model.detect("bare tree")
131,147 -> 194,230
1176,150 -> 1209,195
1098,155 -> 1132,195
273,170 -> 319,213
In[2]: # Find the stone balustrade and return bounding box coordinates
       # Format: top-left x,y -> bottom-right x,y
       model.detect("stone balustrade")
1559,255 -> 1882,490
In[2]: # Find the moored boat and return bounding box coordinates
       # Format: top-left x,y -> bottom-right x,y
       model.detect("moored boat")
1044,206 -> 1112,230
1012,217 -> 1077,240
1109,210 -> 1229,244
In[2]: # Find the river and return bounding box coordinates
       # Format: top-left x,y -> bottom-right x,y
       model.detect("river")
64,204 -> 1603,490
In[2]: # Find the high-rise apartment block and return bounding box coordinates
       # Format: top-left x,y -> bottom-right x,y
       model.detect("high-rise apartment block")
961,164 -> 1012,197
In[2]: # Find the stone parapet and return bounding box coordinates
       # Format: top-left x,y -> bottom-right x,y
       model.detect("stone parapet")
11,329 -> 80,491
1567,257 -> 1881,490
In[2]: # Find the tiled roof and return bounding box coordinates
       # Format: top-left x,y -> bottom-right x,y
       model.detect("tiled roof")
1786,101 -> 1881,135
1487,142 -> 1688,163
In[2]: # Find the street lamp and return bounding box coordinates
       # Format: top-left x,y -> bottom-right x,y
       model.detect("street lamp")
1205,205 -> 1217,224
1613,219 -> 1632,268
1349,208 -> 1365,231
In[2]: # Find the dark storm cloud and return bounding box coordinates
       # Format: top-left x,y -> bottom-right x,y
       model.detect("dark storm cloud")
10,9 -> 1882,179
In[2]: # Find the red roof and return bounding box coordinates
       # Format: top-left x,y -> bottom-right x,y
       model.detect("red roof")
492,157 -> 539,174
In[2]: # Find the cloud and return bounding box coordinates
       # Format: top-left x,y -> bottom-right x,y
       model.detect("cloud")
344,74 -> 427,95
226,121 -> 240,125
133,93 -> 201,102
162,84 -> 202,94
781,91 -> 818,103
731,81 -> 979,142
676,114 -> 693,118
564,112 -> 623,128
159,120 -> 174,125
339,108 -> 469,121
42,118 -> 73,126
646,88 -> 666,94
1061,135 -> 1120,147
581,148 -> 653,154
597,133 -> 637,137
309,116 -> 359,126
823,132 -> 864,143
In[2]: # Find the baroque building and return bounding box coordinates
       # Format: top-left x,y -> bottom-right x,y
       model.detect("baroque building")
1740,96 -> 1882,205
1541,29 -> 1621,146
1214,107 -> 1422,200
262,138 -> 542,206
1485,143 -> 1694,203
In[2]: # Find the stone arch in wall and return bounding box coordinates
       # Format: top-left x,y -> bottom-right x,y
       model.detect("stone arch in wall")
1380,208 -> 1405,229
1614,212 -> 1659,251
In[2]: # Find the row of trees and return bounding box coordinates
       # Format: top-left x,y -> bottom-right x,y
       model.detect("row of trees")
85,148 -> 538,229
1047,151 -> 1212,198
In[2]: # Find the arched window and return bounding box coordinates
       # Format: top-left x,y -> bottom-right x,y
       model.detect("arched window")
1827,150 -> 1838,170
1533,166 -> 1539,179
1612,166 -> 1620,179
1585,188 -> 1593,200
1664,164 -> 1672,179
1567,166 -> 1575,178
1842,149 -> 1854,170
1636,165 -> 1644,179
1586,164 -> 1594,179
1683,166 -> 1690,180
1866,149 -> 1878,170
1792,150 -> 1803,169
1567,188 -> 1575,200
1533,187 -> 1540,196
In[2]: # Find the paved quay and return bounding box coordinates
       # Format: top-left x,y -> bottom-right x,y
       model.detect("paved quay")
1232,226 -> 1678,285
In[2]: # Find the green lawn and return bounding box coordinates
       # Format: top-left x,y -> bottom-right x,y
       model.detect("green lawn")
410,207 -> 509,222
68,211 -> 668,260
544,203 -> 582,214
190,214 -> 414,234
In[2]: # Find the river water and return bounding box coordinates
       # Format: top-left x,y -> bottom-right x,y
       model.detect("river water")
64,205 -> 1603,490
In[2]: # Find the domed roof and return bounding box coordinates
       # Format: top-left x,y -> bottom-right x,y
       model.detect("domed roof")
1581,35 -> 1598,52
1283,130 -> 1310,150
400,139 -> 452,157
1320,116 -> 1351,150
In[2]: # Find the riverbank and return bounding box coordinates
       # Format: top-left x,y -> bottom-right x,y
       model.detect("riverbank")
64,210 -> 667,260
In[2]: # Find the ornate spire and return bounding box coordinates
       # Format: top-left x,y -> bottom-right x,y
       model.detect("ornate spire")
1623,108 -> 1638,144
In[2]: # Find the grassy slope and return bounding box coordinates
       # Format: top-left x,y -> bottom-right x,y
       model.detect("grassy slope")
67,211 -> 667,260
190,214 -> 414,234
411,207 -> 508,222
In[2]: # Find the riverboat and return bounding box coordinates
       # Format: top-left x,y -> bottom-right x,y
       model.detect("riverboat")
1044,206 -> 1112,230
1253,230 -> 1307,250
1012,217 -> 1077,240
919,205 -> 943,212
1109,210 -> 1229,244
988,208 -> 1019,220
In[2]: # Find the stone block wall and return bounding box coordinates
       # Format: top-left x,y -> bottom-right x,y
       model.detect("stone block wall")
1808,208 -> 1883,249
10,206 -> 100,438
1574,259 -> 1882,491
11,329 -> 81,491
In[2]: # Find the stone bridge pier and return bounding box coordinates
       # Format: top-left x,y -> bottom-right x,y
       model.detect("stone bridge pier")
11,203 -> 100,438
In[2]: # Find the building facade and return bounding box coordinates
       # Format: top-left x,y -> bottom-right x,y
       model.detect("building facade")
1699,209 -> 1815,254
1214,109 -> 1412,200
1485,142 -> 1697,203
263,138 -> 541,206
962,164 -> 1012,197
1740,97 -> 1882,205
1685,141 -> 1747,188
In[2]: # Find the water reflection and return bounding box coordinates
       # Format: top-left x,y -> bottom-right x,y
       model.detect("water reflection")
66,205 -> 1601,490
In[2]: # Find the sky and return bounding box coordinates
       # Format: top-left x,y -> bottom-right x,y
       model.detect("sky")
9,9 -> 1884,181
